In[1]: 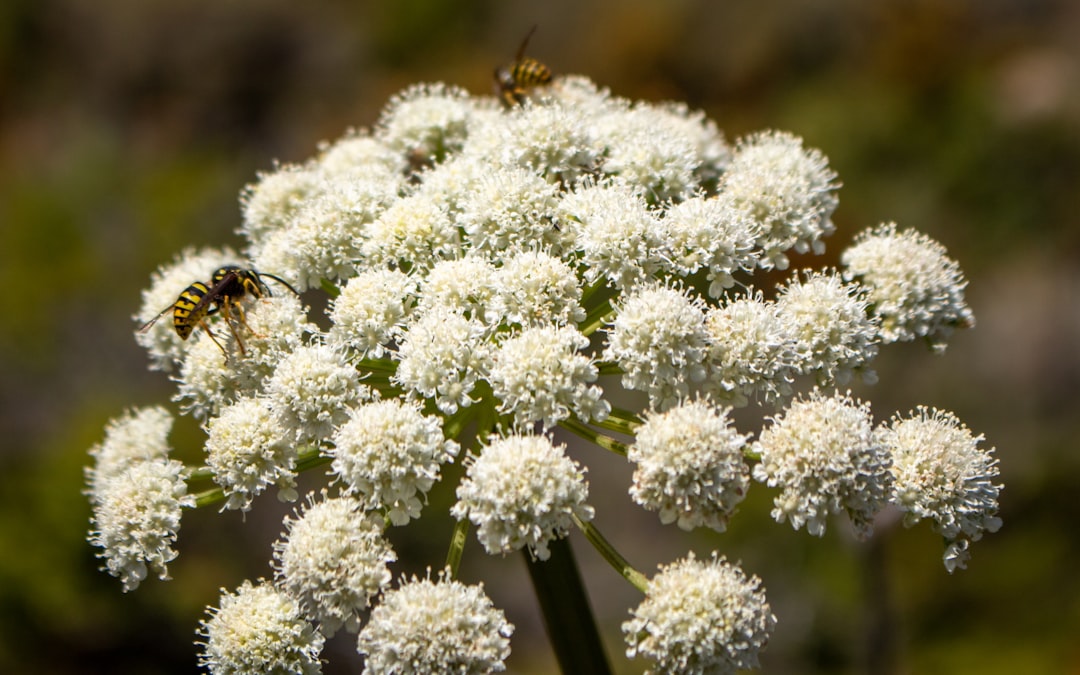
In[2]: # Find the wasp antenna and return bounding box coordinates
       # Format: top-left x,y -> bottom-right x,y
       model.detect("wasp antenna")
256,272 -> 302,298
515,24 -> 539,61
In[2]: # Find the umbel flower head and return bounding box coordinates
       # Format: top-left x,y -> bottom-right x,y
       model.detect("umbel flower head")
752,389 -> 892,539
876,407 -> 1002,572
357,570 -> 513,674
623,552 -> 776,675
89,66 -> 998,674
198,579 -> 324,675
452,434 -> 594,560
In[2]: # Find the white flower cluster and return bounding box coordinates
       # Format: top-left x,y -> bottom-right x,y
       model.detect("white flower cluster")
91,71 -> 996,673
623,553 -> 776,674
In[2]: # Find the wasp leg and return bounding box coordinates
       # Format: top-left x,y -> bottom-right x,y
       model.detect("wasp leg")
198,319 -> 232,359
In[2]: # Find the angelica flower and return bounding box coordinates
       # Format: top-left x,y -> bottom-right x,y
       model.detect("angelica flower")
719,130 -> 839,270
594,103 -> 701,203
174,334 -> 245,421
266,344 -> 375,444
560,180 -> 663,289
231,293 -> 317,389
326,268 -> 416,358
273,494 -> 396,635
458,165 -> 566,256
491,249 -> 586,327
603,282 -> 710,410
375,82 -> 476,164
465,100 -> 600,185
240,164 -> 321,262
357,572 -> 513,674
393,306 -> 491,415
488,325 -> 608,430
776,270 -> 879,386
86,406 -> 174,500
659,193 -> 758,297
842,222 -> 975,353
452,434 -> 594,560
88,458 -> 193,592
629,400 -> 751,532
704,293 -> 797,407
256,175 -> 397,289
329,399 -> 459,525
198,579 -> 324,675
204,397 -> 297,512
623,553 -> 776,675
876,407 -> 1002,572
361,192 -> 462,272
752,390 -> 891,539
418,256 -> 499,323
316,130 -> 406,182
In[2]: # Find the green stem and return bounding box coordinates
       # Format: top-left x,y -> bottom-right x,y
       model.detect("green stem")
573,514 -> 649,594
559,417 -> 628,457
445,517 -> 469,578
579,306 -> 616,338
592,406 -> 643,436
595,361 -> 623,377
523,537 -> 612,675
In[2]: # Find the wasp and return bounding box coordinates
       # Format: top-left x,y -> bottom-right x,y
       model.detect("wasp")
494,25 -> 552,107
139,265 -> 300,357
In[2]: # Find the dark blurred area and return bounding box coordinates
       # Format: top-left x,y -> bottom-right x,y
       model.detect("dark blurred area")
2,0 -> 1078,673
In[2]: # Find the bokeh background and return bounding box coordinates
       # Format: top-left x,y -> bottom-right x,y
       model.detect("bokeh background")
2,0 -> 1079,673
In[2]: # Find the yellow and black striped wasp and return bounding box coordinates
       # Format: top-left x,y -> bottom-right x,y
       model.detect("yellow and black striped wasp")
139,265 -> 300,357
494,25 -> 552,107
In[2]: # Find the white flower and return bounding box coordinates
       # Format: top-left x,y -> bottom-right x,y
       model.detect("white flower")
752,389 -> 892,539
452,434 -> 593,560
266,344 -> 374,444
329,399 -> 459,525
560,180 -> 664,289
776,270 -> 879,386
629,400 -> 750,532
173,334 -> 246,421
88,458 -> 193,592
273,495 -> 396,635
204,397 -> 297,512
230,293 -> 316,389
623,553 -> 776,675
458,165 -> 566,257
316,130 -> 406,183
465,99 -> 600,185
86,406 -> 174,501
376,82 -> 477,164
361,192 -> 462,273
198,579 -> 324,675
393,306 -> 490,415
719,130 -> 839,270
357,572 -> 513,674
659,194 -> 758,296
134,247 -> 241,369
488,325 -> 608,429
256,175 -> 397,289
327,269 -> 416,358
594,103 -> 702,203
842,222 -> 975,353
240,165 -> 322,262
603,282 -> 710,410
876,407 -> 1002,572
704,293 -> 797,407
491,249 -> 586,327
418,256 -> 499,322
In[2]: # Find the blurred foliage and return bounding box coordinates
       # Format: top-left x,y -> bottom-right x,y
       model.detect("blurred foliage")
2,0 -> 1079,673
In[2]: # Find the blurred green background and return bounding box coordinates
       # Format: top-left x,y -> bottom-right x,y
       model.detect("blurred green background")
2,0 -> 1079,673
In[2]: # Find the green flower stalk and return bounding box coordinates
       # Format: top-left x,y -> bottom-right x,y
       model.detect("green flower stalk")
86,70 -> 1000,674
